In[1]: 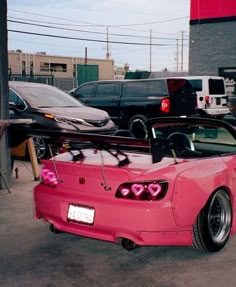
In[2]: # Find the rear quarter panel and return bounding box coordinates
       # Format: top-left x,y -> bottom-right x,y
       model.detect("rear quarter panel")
172,157 -> 233,228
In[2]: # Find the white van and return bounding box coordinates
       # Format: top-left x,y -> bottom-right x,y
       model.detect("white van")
182,76 -> 229,116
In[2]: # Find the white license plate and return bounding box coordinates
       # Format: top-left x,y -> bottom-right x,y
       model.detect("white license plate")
67,204 -> 95,225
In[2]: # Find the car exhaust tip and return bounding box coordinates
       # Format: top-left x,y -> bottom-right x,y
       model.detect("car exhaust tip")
121,238 -> 137,251
49,223 -> 61,234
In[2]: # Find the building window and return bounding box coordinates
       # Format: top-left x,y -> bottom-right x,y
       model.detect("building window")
40,62 -> 49,72
30,61 -> 34,76
22,60 -> 26,76
50,63 -> 67,72
40,62 -> 67,72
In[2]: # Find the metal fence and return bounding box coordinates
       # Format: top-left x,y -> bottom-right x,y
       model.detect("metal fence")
8,73 -> 77,92
53,77 -> 77,92
8,74 -> 54,86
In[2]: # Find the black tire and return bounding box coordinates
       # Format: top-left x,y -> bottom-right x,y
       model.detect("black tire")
128,115 -> 148,139
121,238 -> 137,251
193,189 -> 232,252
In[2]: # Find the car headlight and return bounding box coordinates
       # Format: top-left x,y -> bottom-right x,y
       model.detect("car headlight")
44,113 -> 93,127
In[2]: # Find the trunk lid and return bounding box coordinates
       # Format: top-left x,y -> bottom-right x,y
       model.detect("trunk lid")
40,150 -> 200,196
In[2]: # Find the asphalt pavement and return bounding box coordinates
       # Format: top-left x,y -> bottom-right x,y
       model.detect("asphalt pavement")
0,160 -> 236,287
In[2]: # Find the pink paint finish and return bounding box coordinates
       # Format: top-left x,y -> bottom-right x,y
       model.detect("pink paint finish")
33,117 -> 236,251
33,150 -> 236,248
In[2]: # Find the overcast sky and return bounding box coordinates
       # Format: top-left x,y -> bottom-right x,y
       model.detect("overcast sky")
7,0 -> 190,71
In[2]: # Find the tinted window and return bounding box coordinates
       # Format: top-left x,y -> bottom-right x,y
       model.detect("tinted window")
124,80 -> 164,97
75,83 -> 94,97
188,79 -> 202,92
12,85 -> 84,107
96,83 -> 120,97
9,89 -> 26,109
167,79 -> 193,95
208,79 -> 225,94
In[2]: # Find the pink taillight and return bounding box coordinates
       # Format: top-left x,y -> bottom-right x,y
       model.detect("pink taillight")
147,183 -> 162,198
131,183 -> 145,198
120,187 -> 130,197
41,168 -> 58,187
116,181 -> 168,201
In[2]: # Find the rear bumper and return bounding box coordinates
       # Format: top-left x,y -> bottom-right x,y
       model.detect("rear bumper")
34,184 -> 192,246
202,107 -> 230,116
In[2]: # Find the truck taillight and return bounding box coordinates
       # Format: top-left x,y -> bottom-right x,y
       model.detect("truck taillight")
41,167 -> 58,187
161,98 -> 170,113
115,180 -> 168,201
205,96 -> 210,103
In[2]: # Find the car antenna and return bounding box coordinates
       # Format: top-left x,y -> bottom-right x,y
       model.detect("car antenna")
98,149 -> 111,191
170,148 -> 178,164
48,144 -> 61,182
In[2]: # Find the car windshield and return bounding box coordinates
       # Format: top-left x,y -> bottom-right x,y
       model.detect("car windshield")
150,118 -> 236,161
15,85 -> 84,108
152,122 -> 236,145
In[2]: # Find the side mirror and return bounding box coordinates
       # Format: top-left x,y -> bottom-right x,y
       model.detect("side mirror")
9,101 -> 16,110
9,101 -> 25,111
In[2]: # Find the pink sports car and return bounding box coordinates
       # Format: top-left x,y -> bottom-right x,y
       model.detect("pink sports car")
34,116 -> 236,252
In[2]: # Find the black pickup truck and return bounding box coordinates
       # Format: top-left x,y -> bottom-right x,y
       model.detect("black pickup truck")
70,78 -> 197,139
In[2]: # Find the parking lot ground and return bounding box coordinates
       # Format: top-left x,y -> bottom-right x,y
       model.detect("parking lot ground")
1,160 -> 236,287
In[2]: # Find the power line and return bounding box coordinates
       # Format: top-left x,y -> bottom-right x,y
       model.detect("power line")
107,17 -> 189,27
8,16 -> 188,35
9,9 -> 102,27
8,29 -> 177,46
8,10 -> 189,37
8,19 -> 189,41
8,37 -> 182,54
8,16 -> 96,27
8,15 -> 188,36
8,37 -> 105,50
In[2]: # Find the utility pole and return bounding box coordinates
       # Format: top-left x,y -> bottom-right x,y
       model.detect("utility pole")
106,27 -> 110,60
85,47 -> 88,64
181,31 -> 184,72
150,29 -> 152,72
0,0 -> 11,189
176,38 -> 179,72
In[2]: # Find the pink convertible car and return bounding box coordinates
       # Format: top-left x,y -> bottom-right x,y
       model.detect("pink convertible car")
34,116 -> 236,252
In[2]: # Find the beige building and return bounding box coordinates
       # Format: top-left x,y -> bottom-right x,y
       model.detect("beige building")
8,50 -> 115,90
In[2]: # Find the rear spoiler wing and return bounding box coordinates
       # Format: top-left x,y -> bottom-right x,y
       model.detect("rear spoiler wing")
21,126 -> 150,149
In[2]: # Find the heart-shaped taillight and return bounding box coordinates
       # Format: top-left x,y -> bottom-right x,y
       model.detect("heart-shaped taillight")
147,183 -> 162,198
116,181 -> 167,200
41,168 -> 58,186
131,183 -> 145,197
120,187 -> 130,197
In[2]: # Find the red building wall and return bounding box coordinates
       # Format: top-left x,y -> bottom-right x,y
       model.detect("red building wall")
190,0 -> 236,20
